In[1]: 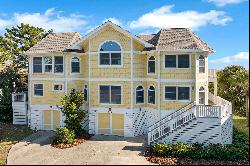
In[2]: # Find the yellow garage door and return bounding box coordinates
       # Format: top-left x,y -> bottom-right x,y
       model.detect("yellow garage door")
112,114 -> 124,136
98,113 -> 110,135
43,110 -> 61,130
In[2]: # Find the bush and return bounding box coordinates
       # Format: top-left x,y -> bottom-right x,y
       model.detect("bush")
151,127 -> 249,160
54,127 -> 75,144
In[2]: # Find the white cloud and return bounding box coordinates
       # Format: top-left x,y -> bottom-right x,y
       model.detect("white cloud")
129,5 -> 232,30
102,17 -> 123,26
209,52 -> 249,69
0,8 -> 88,33
207,0 -> 247,7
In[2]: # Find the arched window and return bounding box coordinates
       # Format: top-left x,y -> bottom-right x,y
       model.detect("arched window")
199,55 -> 205,73
71,57 -> 80,73
148,56 -> 155,74
99,41 -> 122,66
148,86 -> 155,104
84,85 -> 88,102
199,86 -> 205,104
136,86 -> 144,104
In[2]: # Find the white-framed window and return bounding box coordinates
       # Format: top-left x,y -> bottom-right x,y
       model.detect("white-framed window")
99,41 -> 122,66
53,84 -> 64,92
148,86 -> 155,104
54,56 -> 64,73
44,56 -> 53,73
34,84 -> 43,96
199,86 -> 205,104
99,85 -> 122,104
164,86 -> 191,101
33,57 -> 43,73
136,85 -> 144,104
199,55 -> 205,73
84,85 -> 88,102
148,56 -> 155,74
71,57 -> 80,73
165,54 -> 190,69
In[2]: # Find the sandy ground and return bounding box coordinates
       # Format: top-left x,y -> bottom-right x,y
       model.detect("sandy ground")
7,131 -> 155,165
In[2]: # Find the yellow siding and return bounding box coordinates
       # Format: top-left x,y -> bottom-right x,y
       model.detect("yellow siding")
112,114 -> 124,136
133,54 -> 147,78
98,113 -> 110,134
53,110 -> 61,129
43,110 -> 51,130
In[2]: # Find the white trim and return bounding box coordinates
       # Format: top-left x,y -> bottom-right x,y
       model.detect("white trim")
33,83 -> 44,97
98,84 -> 123,105
163,54 -> 191,70
70,56 -> 81,74
163,85 -> 192,102
158,51 -> 161,117
52,83 -> 64,92
135,85 -> 145,105
98,40 -> 123,67
130,37 -> 134,110
67,21 -> 153,50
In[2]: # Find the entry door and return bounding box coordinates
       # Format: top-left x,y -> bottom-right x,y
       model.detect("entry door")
98,113 -> 124,136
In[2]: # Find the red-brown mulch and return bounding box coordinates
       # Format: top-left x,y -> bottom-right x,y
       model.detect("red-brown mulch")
145,148 -> 249,165
51,132 -> 93,149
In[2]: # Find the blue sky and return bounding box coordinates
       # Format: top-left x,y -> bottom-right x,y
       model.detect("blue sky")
0,0 -> 249,69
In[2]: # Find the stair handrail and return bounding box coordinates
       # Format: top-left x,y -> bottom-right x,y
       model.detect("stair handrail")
148,101 -> 195,132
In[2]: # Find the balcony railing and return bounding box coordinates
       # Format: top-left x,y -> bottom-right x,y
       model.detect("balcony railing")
208,69 -> 217,79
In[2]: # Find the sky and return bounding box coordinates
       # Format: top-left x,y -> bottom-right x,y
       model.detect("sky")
0,0 -> 249,70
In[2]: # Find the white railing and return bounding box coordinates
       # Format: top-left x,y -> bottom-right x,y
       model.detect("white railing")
148,102 -> 196,145
208,69 -> 217,79
197,105 -> 221,117
12,92 -> 28,125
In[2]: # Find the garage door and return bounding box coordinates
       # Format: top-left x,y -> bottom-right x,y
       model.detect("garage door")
98,113 -> 124,136
43,110 -> 61,130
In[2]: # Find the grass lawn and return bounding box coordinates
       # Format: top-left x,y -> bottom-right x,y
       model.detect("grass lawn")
233,116 -> 249,136
0,123 -> 35,165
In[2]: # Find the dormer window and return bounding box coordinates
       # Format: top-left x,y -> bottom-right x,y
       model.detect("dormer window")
99,41 -> 122,66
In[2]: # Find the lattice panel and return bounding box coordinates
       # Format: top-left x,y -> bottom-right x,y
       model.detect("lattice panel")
221,115 -> 233,144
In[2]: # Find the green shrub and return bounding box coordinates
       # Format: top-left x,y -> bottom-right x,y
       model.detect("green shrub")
151,127 -> 249,160
54,127 -> 75,144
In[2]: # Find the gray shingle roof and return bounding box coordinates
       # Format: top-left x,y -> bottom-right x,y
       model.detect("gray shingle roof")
139,28 -> 214,53
26,32 -> 81,54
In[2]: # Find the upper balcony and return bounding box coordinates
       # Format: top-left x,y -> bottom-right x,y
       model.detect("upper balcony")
208,69 -> 217,82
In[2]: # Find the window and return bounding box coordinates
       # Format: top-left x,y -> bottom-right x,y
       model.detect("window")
199,86 -> 205,104
84,85 -> 88,102
178,87 -> 190,100
165,55 -> 190,68
178,55 -> 190,68
165,86 -> 177,100
99,41 -> 122,66
165,55 -> 176,68
33,57 -> 42,73
165,86 -> 190,101
44,56 -> 52,73
54,56 -> 63,73
71,57 -> 80,73
53,84 -> 63,91
136,86 -> 144,104
148,86 -> 155,104
199,55 -> 205,73
99,85 -> 121,104
148,56 -> 155,74
34,84 -> 43,96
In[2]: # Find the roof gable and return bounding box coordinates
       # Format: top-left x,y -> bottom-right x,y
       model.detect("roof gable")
68,21 -> 154,50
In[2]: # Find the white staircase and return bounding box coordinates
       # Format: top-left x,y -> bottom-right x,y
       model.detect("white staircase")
133,109 -> 147,137
148,98 -> 233,146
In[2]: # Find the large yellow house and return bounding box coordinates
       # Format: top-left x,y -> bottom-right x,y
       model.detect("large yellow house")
13,21 -> 232,145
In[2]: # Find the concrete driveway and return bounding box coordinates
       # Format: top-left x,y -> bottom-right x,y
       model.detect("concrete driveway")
7,131 -> 154,165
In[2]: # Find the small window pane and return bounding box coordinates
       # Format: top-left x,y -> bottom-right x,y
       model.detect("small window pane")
33,57 -> 42,73
100,86 -> 110,103
111,53 -> 121,65
178,87 -> 190,100
54,56 -> 63,73
34,84 -> 43,96
71,57 -> 80,73
136,86 -> 144,104
100,53 -> 110,65
111,86 -> 121,104
84,87 -> 88,102
148,86 -> 155,104
165,87 -> 176,100
148,57 -> 155,73
199,92 -> 205,104
54,84 -> 63,91
178,55 -> 190,68
44,57 -> 52,73
165,55 -> 176,68
199,67 -> 205,73
100,41 -> 121,51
